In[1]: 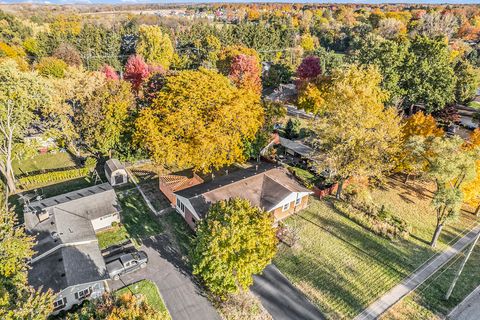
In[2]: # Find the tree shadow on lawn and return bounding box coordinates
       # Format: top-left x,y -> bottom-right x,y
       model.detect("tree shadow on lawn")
300,202 -> 439,273
117,191 -> 164,243
277,251 -> 369,319
387,176 -> 433,201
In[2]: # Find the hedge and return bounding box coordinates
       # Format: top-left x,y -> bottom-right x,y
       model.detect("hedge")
17,158 -> 97,188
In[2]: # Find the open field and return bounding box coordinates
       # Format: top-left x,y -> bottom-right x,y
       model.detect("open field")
274,177 -> 478,319
115,279 -> 171,318
96,190 -> 164,249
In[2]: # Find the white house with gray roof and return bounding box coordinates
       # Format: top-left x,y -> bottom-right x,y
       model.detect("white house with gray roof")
24,183 -> 121,314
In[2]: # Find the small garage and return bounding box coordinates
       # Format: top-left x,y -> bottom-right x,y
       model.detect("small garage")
105,159 -> 128,186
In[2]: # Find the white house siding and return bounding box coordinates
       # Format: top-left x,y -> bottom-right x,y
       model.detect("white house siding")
52,280 -> 106,315
175,194 -> 200,220
270,191 -> 313,212
91,213 -> 120,231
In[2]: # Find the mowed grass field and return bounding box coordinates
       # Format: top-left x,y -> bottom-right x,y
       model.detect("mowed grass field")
274,176 -> 479,319
13,152 -> 78,176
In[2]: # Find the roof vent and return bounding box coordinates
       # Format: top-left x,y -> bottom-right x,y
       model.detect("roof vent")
37,210 -> 49,222
61,273 -> 65,277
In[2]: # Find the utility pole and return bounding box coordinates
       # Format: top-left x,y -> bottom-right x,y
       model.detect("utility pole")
445,229 -> 480,300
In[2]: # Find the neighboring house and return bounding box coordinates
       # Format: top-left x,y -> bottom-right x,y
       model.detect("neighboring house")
261,133 -> 314,161
159,172 -> 204,205
172,163 -> 313,230
456,104 -> 479,130
24,183 -> 121,314
105,159 -> 128,186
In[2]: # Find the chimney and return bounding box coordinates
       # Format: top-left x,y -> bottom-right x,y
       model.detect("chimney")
225,169 -> 229,176
255,165 -> 258,171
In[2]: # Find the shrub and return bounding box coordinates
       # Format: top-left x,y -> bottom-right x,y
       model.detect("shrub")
36,57 -> 68,78
339,185 -> 410,239
18,167 -> 90,187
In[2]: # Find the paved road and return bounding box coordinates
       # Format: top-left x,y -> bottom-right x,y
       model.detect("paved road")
448,284 -> 480,320
251,264 -> 325,320
108,235 -> 220,320
354,225 -> 480,320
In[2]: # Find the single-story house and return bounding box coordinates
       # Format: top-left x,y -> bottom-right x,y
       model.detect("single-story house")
261,133 -> 314,161
172,163 -> 313,230
24,183 -> 121,314
105,159 -> 128,186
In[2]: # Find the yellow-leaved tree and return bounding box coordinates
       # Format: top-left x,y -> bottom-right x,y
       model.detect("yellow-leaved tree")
397,111 -> 444,181
309,65 -> 402,198
134,68 -> 263,173
462,129 -> 480,215
136,25 -> 174,69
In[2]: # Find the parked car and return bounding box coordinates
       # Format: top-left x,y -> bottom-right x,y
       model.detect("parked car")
106,251 -> 148,280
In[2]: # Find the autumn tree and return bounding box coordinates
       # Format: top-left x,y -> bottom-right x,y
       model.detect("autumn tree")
0,207 -> 54,319
296,55 -> 322,82
35,57 -> 68,78
228,54 -> 261,93
398,112 -> 444,181
407,136 -> 478,247
191,198 -> 277,297
402,112 -> 444,140
353,34 -> 408,106
52,43 -> 82,67
0,59 -> 53,193
45,67 -> 106,150
216,45 -> 260,77
136,25 -> 174,70
75,79 -> 134,156
124,55 -> 150,91
102,64 -> 119,80
310,65 -> 402,198
134,68 -> 263,173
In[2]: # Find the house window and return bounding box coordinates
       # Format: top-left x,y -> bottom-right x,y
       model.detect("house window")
295,197 -> 301,206
53,297 -> 67,310
74,287 -> 92,300
191,217 -> 196,226
178,200 -> 186,213
282,203 -> 290,211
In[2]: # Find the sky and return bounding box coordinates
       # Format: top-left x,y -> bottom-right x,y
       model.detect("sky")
0,0 -> 480,4
1,0 -> 480,4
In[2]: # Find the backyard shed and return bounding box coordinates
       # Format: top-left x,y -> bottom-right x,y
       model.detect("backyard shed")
105,159 -> 128,186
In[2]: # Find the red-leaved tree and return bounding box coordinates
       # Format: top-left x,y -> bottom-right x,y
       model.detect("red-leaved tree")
102,65 -> 119,80
296,56 -> 322,81
124,55 -> 150,91
228,54 -> 261,94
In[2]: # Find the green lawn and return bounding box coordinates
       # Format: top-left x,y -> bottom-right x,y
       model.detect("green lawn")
274,177 -> 478,319
13,152 -> 78,176
160,211 -> 194,258
115,280 -> 171,319
96,190 -> 164,249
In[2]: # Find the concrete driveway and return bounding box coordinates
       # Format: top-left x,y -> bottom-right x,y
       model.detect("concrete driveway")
108,234 -> 220,320
251,264 -> 325,320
